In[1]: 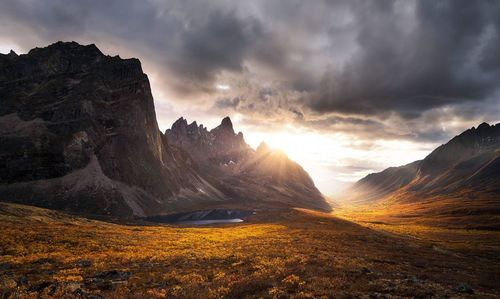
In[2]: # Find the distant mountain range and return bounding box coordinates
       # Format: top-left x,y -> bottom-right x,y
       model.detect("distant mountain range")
344,122 -> 500,228
0,41 -> 329,218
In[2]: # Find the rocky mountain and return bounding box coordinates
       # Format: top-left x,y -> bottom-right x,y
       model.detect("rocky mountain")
0,41 -> 330,217
349,122 -> 500,201
343,123 -> 500,227
165,117 -> 330,211
413,123 -> 500,193
165,116 -> 252,166
0,42 -> 226,217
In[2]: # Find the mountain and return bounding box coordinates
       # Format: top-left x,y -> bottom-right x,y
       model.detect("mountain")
343,123 -> 500,228
0,41 -> 329,217
165,117 -> 331,212
347,160 -> 422,204
413,123 -> 500,193
0,42 -> 228,217
165,116 -> 252,166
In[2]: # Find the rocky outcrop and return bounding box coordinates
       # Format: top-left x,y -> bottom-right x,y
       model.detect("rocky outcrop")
0,41 -> 223,217
165,116 -> 252,166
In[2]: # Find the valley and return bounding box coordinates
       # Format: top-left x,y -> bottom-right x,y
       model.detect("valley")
1,202 -> 499,298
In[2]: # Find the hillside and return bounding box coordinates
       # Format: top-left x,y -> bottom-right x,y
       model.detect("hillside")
341,123 -> 500,228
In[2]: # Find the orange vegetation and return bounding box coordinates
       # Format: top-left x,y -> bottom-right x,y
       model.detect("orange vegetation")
0,202 -> 499,298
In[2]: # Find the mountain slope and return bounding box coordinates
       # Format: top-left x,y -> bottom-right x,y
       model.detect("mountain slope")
0,42 -> 224,217
166,117 -> 331,211
348,160 -> 421,203
342,122 -> 500,228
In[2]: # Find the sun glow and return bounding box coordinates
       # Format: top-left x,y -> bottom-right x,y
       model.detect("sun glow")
243,125 -> 352,194
241,123 -> 436,196
247,129 -> 346,166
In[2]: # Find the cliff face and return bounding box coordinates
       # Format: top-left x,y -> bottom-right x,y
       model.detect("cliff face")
0,42 -> 222,217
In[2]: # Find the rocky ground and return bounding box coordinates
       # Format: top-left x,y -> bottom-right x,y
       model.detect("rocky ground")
0,202 -> 499,298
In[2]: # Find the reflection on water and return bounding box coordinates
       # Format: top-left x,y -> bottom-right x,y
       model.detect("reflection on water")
176,218 -> 244,225
145,209 -> 254,225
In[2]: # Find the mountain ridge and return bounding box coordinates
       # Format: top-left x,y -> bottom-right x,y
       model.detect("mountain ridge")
342,122 -> 500,228
0,41 -> 330,217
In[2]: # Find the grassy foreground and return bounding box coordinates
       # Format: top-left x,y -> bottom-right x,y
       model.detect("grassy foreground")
0,202 -> 499,298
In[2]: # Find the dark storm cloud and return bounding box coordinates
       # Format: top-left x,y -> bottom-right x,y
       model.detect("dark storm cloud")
0,0 -> 267,95
0,0 -> 499,136
311,0 -> 500,118
214,97 -> 241,109
167,10 -> 264,92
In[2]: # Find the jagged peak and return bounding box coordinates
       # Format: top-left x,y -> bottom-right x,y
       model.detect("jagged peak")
171,117 -> 188,129
220,116 -> 233,129
457,122 -> 499,138
211,116 -> 235,135
0,50 -> 18,60
477,122 -> 491,130
236,131 -> 246,143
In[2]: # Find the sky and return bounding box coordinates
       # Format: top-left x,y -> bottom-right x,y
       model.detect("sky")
1,0 -> 499,196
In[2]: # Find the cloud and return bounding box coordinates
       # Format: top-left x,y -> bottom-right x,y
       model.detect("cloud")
214,97 -> 241,109
165,10 -> 264,94
310,0 -> 500,119
1,0 -> 499,185
0,0 -> 268,97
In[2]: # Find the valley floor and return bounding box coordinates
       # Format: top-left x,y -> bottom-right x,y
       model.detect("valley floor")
0,202 -> 499,298
334,206 -> 500,265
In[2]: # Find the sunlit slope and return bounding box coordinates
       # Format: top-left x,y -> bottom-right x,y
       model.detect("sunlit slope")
341,123 -> 500,228
1,202 -> 499,298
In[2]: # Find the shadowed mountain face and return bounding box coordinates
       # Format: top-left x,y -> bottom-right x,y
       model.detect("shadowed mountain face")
165,116 -> 252,166
344,123 -> 500,227
414,123 -> 500,192
0,41 -> 329,217
0,42 -> 228,217
166,117 -> 331,212
350,123 -> 500,200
